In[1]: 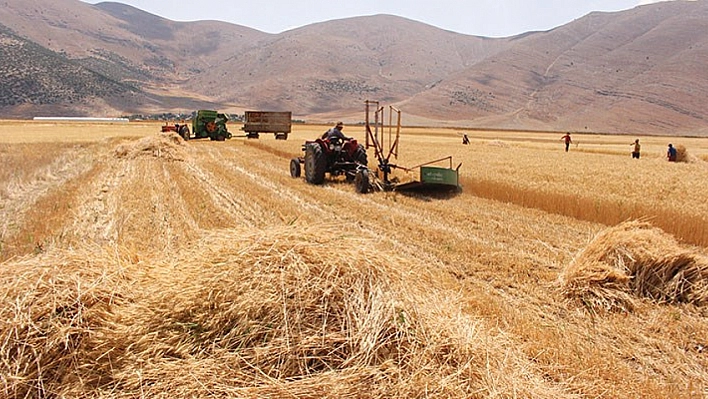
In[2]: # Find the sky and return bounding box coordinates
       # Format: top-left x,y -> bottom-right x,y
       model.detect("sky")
81,0 -> 675,37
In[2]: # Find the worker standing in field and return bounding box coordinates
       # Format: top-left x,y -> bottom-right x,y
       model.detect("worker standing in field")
561,133 -> 572,152
667,143 -> 677,162
631,139 -> 641,159
462,134 -> 470,145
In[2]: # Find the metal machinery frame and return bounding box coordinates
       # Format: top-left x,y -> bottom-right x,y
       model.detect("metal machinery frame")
363,100 -> 461,192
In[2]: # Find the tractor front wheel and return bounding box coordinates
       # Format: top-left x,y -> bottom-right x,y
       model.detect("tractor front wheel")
305,143 -> 326,184
354,168 -> 370,193
290,158 -> 301,178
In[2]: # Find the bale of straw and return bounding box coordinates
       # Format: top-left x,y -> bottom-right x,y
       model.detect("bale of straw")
560,220 -> 708,312
113,132 -> 188,161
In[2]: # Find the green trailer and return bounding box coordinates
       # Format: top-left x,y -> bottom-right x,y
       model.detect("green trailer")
191,110 -> 232,141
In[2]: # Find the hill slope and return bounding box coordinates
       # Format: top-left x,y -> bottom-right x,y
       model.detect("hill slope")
182,14 -> 510,116
1,0 -> 707,135
0,22 -> 144,116
403,1 -> 708,135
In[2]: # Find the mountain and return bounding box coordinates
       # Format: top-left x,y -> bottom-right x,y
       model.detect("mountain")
180,14 -> 510,117
402,1 -> 708,135
0,0 -> 512,119
0,0 -> 707,136
0,22 -> 142,116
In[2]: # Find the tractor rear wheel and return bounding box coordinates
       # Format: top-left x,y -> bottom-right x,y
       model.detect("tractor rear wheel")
355,168 -> 370,193
305,143 -> 326,184
179,125 -> 190,141
354,144 -> 368,165
290,158 -> 301,178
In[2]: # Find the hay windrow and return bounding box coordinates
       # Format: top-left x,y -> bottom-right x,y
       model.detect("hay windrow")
2,223 -> 573,398
0,246 -> 136,398
113,132 -> 189,161
560,220 -> 708,312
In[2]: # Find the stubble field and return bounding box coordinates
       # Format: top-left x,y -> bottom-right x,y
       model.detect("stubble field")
1,120 -> 707,398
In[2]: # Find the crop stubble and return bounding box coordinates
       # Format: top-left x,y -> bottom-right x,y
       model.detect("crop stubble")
1,121 -> 707,398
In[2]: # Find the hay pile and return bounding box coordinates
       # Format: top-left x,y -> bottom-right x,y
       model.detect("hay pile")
113,132 -> 188,161
560,220 -> 708,312
0,246 -> 135,398
675,144 -> 689,163
1,224 -> 570,398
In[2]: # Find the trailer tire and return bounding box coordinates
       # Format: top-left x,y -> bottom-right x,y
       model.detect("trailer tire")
355,168 -> 370,194
290,158 -> 301,178
305,143 -> 326,184
215,134 -> 226,141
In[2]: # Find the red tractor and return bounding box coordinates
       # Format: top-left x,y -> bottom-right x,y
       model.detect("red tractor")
290,136 -> 369,192
161,123 -> 191,140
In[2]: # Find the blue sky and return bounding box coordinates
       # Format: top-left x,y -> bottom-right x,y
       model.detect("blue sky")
81,0 -> 677,37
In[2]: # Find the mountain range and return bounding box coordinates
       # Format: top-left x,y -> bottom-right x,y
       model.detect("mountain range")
1,0 -> 707,136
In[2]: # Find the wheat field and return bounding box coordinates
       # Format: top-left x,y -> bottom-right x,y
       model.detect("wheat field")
1,120 -> 707,398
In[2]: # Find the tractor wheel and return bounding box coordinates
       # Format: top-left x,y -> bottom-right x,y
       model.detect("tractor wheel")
304,143 -> 326,184
354,168 -> 370,194
290,158 -> 301,178
179,125 -> 190,141
354,144 -> 368,165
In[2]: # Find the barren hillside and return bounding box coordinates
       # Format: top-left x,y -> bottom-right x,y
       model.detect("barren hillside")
1,0 -> 707,135
403,1 -> 708,136
182,14 -> 510,116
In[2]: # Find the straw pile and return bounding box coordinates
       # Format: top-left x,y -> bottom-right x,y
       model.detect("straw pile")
560,220 -> 708,312
675,144 -> 689,163
113,132 -> 188,161
0,246 -> 135,398
2,224 -> 569,398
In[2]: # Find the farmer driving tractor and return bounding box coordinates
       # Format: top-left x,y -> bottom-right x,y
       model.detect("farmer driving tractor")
321,121 -> 351,142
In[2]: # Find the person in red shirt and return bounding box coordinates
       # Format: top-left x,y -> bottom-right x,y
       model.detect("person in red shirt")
561,133 -> 572,152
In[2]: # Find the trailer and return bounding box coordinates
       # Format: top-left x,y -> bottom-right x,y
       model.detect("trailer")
241,111 -> 292,140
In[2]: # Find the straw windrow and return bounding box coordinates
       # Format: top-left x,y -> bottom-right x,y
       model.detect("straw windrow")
2,224 -> 572,398
560,220 -> 708,312
113,132 -> 189,161
0,246 -> 136,398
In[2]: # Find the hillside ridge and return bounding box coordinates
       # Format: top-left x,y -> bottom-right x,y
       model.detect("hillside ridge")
0,0 -> 706,135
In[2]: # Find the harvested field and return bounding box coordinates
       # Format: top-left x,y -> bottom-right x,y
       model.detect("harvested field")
1,121 -> 707,398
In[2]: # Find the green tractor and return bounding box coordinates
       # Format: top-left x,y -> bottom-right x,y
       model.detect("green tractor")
191,110 -> 232,141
